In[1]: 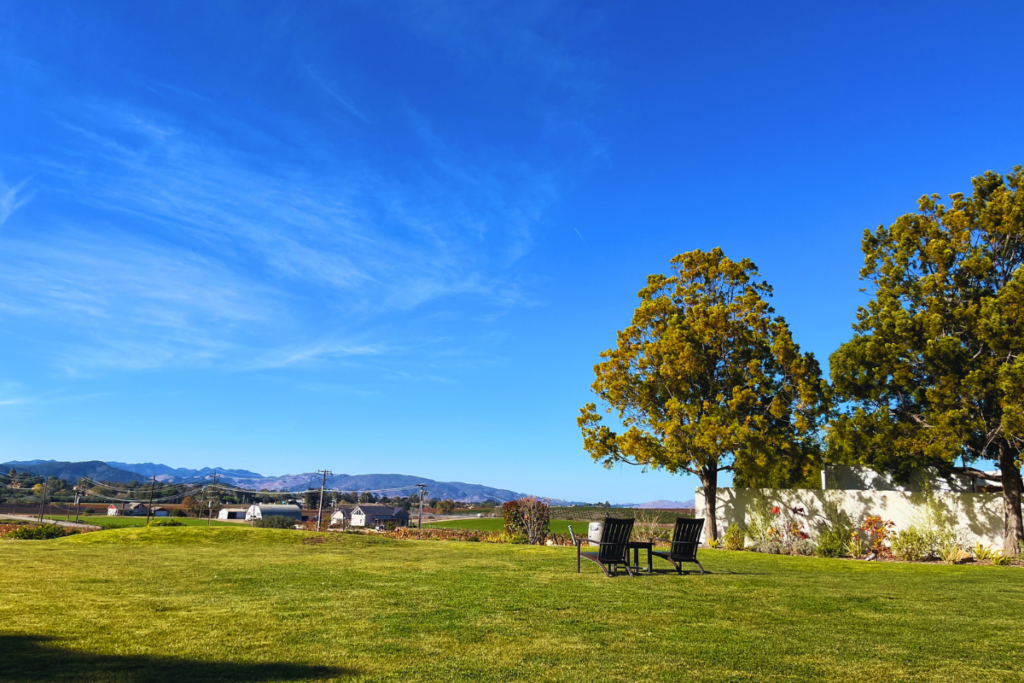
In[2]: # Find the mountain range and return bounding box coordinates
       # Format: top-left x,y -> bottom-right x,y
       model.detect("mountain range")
2,459 -> 532,503
625,499 -> 695,509
3,460 -> 691,507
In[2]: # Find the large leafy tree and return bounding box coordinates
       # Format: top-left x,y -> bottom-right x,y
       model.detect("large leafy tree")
830,166 -> 1024,553
578,249 -> 828,540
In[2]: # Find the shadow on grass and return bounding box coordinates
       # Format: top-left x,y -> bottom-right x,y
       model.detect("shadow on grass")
0,635 -> 356,682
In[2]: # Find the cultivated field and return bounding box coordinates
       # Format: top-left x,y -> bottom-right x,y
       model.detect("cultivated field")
424,518 -> 578,537
1,527 -> 1022,682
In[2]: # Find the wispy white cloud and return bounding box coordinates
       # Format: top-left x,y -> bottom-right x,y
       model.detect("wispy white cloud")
305,65 -> 368,123
0,3 -> 600,376
0,177 -> 30,228
247,340 -> 387,370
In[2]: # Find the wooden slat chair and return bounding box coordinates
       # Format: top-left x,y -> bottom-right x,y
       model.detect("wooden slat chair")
652,518 -> 706,575
576,517 -> 636,577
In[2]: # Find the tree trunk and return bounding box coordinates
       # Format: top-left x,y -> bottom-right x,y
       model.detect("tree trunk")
700,464 -> 719,543
998,440 -> 1024,555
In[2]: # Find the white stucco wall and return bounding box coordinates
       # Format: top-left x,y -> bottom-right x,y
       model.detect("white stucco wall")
694,487 -> 1010,547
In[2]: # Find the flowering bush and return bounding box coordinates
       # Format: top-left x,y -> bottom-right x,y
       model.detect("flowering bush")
745,499 -> 814,555
860,516 -> 896,556
3,523 -> 77,540
0,523 -> 24,539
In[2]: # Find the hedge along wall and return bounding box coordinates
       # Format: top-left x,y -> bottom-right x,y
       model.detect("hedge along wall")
694,487 -> 1010,547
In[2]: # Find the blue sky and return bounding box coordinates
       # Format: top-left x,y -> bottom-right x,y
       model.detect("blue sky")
1,1 -> 1022,502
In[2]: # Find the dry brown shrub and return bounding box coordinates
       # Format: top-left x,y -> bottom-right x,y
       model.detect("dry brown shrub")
631,510 -> 662,543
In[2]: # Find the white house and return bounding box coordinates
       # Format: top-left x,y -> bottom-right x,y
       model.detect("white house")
330,506 -> 356,526
218,507 -> 248,520
106,503 -> 148,517
244,503 -> 303,522
350,505 -> 410,528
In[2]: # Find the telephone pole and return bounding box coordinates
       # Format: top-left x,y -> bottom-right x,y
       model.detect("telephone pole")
37,479 -> 48,523
203,471 -> 219,523
74,490 -> 82,523
416,483 -> 427,529
316,470 -> 332,532
145,475 -> 157,525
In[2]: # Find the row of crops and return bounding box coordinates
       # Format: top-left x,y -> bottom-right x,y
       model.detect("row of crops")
548,507 -> 694,524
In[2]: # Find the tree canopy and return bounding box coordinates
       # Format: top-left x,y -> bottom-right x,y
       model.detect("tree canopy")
829,166 -> 1024,552
578,248 -> 828,540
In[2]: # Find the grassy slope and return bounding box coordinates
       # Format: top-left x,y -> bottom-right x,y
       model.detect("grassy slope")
1,527 -> 1022,683
79,515 -> 237,528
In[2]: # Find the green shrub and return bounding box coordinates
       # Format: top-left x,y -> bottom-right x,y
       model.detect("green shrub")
723,523 -> 745,551
991,551 -> 1013,566
939,539 -> 968,564
744,497 -> 777,552
148,519 -> 184,527
814,526 -> 849,558
814,493 -> 855,558
971,542 -> 996,561
170,508 -> 187,518
5,524 -> 73,540
254,515 -> 297,529
790,539 -> 816,556
890,527 -> 930,562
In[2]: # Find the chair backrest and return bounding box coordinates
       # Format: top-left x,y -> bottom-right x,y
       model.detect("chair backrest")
669,518 -> 704,562
597,517 -> 635,563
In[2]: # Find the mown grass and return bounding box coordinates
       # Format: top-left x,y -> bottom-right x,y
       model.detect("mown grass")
1,526 -> 1022,683
79,515 -> 238,529
424,517 -> 579,537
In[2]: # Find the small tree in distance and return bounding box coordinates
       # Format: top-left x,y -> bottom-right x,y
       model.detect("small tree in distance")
502,498 -> 550,544
579,248 -> 828,541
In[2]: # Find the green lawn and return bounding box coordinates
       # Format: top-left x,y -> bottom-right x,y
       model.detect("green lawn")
1,526 -> 1022,683
424,517 -> 580,537
78,515 -> 239,528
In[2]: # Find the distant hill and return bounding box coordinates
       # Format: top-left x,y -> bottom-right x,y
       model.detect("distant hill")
5,459 -> 532,502
625,499 -> 695,509
217,471 -> 529,503
3,458 -> 573,503
3,460 -> 148,484
105,462 -> 264,483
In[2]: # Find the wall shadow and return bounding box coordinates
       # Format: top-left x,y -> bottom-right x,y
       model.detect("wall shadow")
0,634 -> 356,683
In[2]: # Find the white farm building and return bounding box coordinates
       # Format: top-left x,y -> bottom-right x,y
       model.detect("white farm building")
244,503 -> 303,522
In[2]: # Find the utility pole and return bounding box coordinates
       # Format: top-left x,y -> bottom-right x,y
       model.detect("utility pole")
38,479 -> 48,523
416,483 -> 427,529
316,470 -> 332,532
74,490 -> 82,523
208,500 -> 213,527
145,475 -> 157,525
